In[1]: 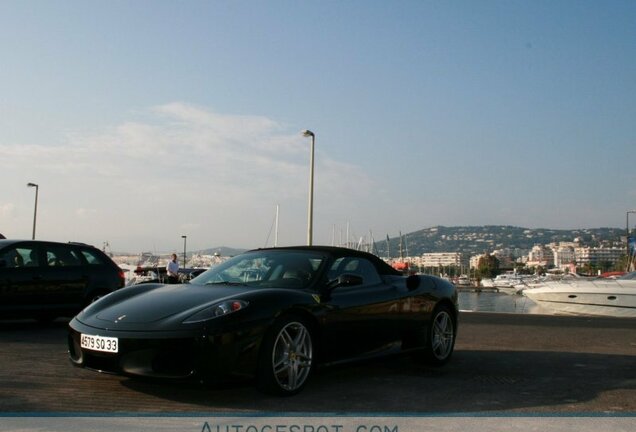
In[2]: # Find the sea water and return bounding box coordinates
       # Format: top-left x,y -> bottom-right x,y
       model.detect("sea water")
458,291 -> 548,314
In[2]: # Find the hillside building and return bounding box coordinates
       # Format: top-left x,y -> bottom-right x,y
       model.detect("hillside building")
419,252 -> 467,269
526,244 -> 554,268
574,246 -> 623,267
551,244 -> 576,269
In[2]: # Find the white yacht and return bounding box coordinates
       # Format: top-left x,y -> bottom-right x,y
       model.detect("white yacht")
455,274 -> 472,286
523,272 -> 636,318
491,272 -> 534,295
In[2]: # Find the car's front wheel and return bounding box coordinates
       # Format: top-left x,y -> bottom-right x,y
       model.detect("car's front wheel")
257,316 -> 314,396
422,304 -> 456,366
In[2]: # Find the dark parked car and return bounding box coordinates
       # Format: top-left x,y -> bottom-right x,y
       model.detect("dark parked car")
68,246 -> 458,395
0,239 -> 125,321
127,266 -> 207,285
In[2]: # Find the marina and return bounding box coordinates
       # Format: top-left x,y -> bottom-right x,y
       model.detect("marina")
114,254 -> 632,318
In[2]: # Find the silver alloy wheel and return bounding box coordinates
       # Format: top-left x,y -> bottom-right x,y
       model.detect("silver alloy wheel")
271,321 -> 313,392
431,310 -> 454,360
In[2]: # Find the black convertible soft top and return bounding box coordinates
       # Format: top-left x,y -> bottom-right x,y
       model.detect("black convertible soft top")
252,245 -> 402,276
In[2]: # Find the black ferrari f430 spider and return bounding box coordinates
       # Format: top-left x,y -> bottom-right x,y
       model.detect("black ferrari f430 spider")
68,246 -> 458,395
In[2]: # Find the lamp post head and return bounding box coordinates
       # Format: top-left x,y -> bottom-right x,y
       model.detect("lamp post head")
27,182 -> 38,188
181,235 -> 187,239
302,130 -> 314,138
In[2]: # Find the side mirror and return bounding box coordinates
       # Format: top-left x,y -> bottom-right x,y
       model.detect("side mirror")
321,274 -> 364,302
327,273 -> 363,290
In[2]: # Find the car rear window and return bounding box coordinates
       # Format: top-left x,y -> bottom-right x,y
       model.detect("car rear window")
81,249 -> 106,265
44,245 -> 83,267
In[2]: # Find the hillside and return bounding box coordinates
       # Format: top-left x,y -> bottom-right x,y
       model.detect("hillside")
375,226 -> 625,258
194,226 -> 626,260
198,246 -> 247,257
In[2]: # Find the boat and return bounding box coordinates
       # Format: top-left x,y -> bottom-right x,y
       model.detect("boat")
522,272 -> 636,318
491,272 -> 534,295
391,261 -> 409,273
480,278 -> 495,288
455,274 -> 471,286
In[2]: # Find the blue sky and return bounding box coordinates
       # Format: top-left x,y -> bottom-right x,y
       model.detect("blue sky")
1,1 -> 635,252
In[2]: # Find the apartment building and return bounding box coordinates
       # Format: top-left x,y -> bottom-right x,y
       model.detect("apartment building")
419,252 -> 466,268
574,246 -> 623,266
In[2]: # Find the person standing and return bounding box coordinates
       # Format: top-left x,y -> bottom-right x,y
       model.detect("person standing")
166,253 -> 179,283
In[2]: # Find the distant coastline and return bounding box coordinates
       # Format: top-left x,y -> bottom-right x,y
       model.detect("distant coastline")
379,225 -> 625,257
105,225 -> 627,259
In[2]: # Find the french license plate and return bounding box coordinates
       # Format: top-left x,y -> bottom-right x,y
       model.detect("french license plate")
80,334 -> 119,353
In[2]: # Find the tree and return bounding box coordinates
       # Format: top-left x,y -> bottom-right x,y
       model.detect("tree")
613,255 -> 631,272
477,254 -> 500,279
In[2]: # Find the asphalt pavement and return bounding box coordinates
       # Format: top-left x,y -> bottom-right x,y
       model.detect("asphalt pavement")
0,312 -> 635,414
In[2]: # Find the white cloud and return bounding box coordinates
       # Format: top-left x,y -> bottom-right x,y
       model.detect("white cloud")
0,103 -> 379,251
0,203 -> 15,218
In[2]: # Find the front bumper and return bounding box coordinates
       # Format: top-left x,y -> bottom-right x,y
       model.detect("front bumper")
68,318 -> 263,382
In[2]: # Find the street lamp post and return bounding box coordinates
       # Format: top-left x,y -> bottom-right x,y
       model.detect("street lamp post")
181,235 -> 187,269
27,183 -> 39,240
302,130 -> 315,246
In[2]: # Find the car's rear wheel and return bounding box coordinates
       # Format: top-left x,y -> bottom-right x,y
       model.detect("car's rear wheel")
257,316 -> 314,396
421,304 -> 456,366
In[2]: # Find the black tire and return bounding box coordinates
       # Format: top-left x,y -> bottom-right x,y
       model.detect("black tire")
256,316 -> 314,396
421,304 -> 456,366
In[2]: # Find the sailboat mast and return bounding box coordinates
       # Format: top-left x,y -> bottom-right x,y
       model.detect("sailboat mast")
404,233 -> 409,257
274,204 -> 279,247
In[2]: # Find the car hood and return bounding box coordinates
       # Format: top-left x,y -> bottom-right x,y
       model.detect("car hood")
86,283 -> 252,328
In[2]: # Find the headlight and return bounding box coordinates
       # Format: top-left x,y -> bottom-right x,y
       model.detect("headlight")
183,300 -> 249,323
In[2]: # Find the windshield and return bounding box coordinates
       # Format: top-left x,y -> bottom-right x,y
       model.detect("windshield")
190,250 -> 326,289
